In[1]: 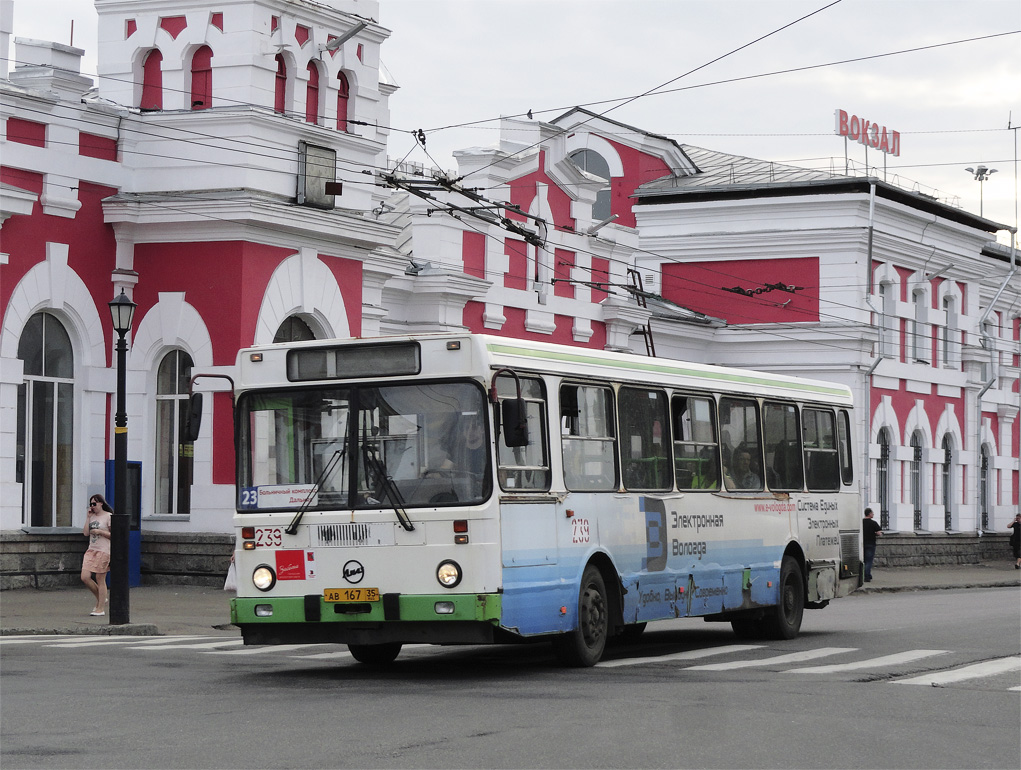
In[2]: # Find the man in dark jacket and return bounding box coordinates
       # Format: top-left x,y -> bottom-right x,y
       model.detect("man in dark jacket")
862,507 -> 882,582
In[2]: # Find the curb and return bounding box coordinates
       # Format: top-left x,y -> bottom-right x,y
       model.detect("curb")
856,581 -> 1019,595
1,623 -> 160,637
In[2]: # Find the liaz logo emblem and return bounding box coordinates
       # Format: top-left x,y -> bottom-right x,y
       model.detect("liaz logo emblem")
342,560 -> 365,584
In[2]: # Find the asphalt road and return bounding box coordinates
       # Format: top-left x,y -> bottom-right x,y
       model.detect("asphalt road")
1,587 -> 1019,770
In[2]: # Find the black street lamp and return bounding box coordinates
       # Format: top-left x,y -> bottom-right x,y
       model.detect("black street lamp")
108,288 -> 136,625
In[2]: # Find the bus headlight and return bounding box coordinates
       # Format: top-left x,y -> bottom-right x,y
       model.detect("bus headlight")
252,565 -> 276,591
436,560 -> 462,588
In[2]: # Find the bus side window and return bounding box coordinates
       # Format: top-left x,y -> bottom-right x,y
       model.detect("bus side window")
837,409 -> 854,485
803,408 -> 839,491
719,397 -> 763,491
496,375 -> 550,491
671,395 -> 720,491
561,383 -> 617,491
763,402 -> 803,491
619,387 -> 671,491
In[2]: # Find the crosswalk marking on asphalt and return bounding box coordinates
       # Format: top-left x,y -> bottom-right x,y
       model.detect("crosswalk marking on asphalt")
3,634 -> 1018,692
596,644 -> 764,669
128,639 -> 245,650
288,643 -> 430,660
685,646 -> 857,671
207,643 -> 323,655
893,656 -> 1021,686
787,649 -> 950,674
41,636 -> 159,648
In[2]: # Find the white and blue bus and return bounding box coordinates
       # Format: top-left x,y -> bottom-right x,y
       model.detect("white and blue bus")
218,333 -> 861,666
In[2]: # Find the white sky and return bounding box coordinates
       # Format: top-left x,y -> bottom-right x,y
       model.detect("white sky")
9,0 -> 1021,243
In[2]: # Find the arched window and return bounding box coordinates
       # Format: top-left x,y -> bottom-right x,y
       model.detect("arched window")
337,72 -> 350,131
274,54 -> 287,114
190,45 -> 213,110
16,312 -> 74,527
305,63 -> 320,124
568,149 -> 611,222
876,428 -> 891,530
909,432 -> 923,530
273,316 -> 316,343
979,445 -> 990,530
155,350 -> 194,515
941,435 -> 953,531
140,49 -> 163,111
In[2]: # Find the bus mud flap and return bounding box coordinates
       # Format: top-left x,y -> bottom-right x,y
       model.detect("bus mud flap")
304,594 -> 322,622
383,593 -> 401,620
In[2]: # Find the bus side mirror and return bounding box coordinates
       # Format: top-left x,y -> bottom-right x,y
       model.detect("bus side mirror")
501,398 -> 529,448
184,392 -> 203,442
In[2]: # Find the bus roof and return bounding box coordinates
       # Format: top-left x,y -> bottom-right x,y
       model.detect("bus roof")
237,333 -> 853,406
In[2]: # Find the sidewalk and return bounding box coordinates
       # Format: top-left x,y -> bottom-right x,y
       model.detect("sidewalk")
1,562 -> 1018,637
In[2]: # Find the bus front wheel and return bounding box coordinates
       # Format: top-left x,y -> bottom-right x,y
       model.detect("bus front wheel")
348,642 -> 402,665
552,565 -> 609,667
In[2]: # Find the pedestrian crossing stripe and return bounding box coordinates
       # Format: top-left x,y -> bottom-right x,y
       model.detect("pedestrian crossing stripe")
892,655 -> 1021,686
3,635 -> 1019,690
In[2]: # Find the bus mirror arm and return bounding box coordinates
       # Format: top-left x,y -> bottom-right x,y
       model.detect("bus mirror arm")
490,368 -> 529,448
186,374 -> 236,441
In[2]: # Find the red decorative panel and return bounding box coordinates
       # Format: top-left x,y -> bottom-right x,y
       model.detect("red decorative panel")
553,248 -> 575,298
211,12 -> 223,31
79,132 -> 118,161
159,16 -> 188,40
295,24 -> 310,46
504,238 -> 528,290
125,19 -> 137,38
661,257 -> 820,324
6,117 -> 45,147
462,231 -> 486,279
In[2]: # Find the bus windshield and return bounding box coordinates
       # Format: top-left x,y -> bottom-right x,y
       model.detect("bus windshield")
236,381 -> 491,511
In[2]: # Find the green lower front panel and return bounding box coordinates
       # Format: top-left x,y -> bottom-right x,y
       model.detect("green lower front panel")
231,592 -> 502,646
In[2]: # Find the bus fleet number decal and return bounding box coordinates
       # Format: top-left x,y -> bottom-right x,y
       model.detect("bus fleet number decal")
256,528 -> 283,547
571,518 -> 590,544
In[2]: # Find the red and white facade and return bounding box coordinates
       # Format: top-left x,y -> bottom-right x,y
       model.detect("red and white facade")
2,0 -> 1018,587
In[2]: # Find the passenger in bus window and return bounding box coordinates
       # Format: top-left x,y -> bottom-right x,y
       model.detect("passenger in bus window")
429,414 -> 488,493
726,446 -> 761,490
692,450 -> 720,490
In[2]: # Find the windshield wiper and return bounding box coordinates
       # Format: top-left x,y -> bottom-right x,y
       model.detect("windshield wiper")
363,446 -> 415,532
284,449 -> 344,535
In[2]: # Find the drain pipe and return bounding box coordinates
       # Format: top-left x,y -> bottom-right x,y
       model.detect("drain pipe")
862,183 -> 882,511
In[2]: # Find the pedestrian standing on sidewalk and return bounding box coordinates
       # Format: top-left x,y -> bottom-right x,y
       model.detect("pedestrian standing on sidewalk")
81,494 -> 113,616
1008,514 -> 1021,570
862,507 -> 882,582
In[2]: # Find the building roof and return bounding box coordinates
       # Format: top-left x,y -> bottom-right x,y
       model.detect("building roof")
634,144 -> 1006,234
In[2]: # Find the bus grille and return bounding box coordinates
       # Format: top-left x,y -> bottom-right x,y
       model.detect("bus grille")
311,523 -> 395,548
839,531 -> 860,578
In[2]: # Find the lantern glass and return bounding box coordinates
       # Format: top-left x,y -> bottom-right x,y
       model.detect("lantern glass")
108,290 -> 136,334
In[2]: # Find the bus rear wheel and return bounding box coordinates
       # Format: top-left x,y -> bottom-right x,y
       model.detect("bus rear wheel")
761,556 -> 804,640
729,557 -> 804,640
348,642 -> 402,665
552,565 -> 609,667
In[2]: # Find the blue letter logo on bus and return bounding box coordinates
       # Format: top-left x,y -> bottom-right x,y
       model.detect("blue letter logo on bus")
642,497 -> 667,572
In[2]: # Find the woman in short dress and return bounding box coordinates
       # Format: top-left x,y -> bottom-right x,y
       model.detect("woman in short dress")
81,494 -> 113,616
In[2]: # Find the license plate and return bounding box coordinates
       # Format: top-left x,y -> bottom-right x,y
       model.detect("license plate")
324,587 -> 380,602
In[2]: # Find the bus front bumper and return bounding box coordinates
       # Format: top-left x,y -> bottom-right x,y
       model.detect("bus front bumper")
231,592 -> 502,646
